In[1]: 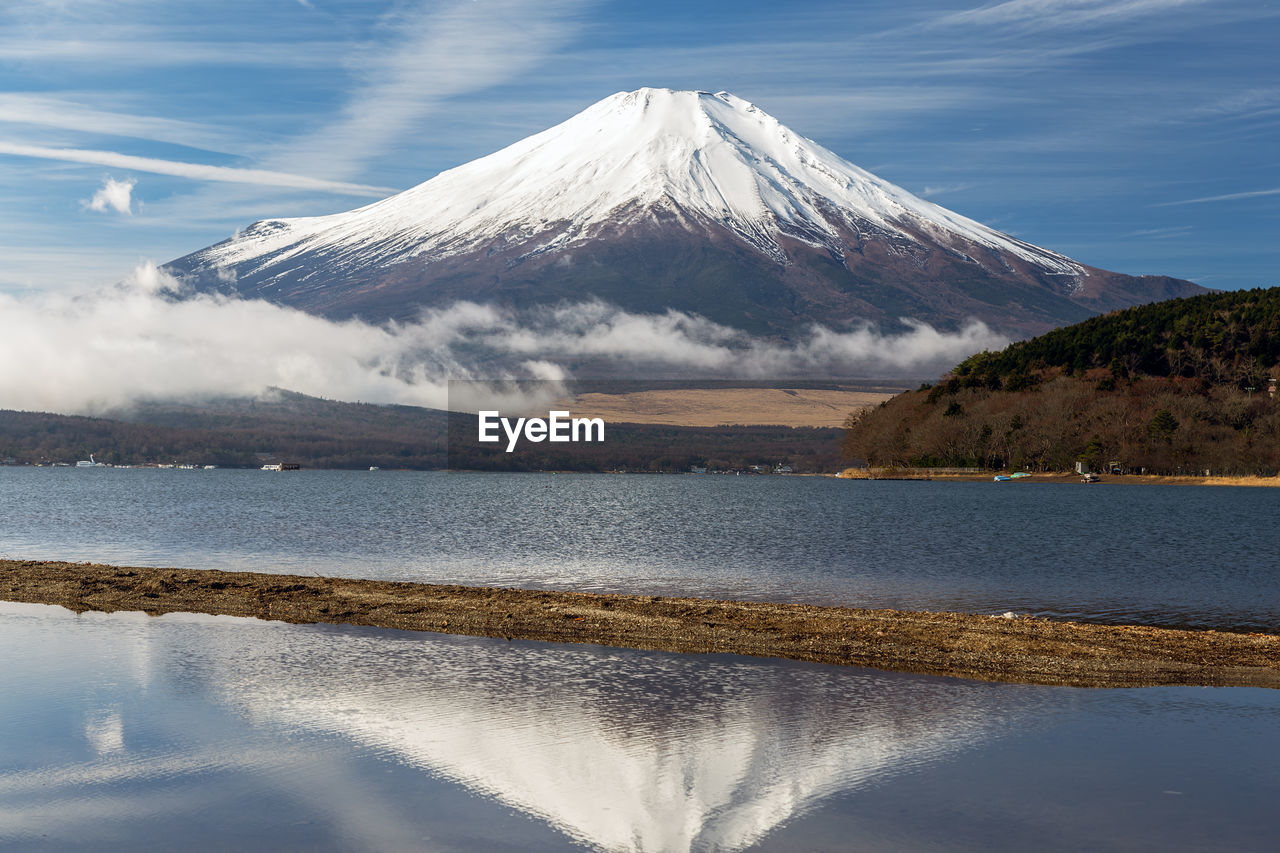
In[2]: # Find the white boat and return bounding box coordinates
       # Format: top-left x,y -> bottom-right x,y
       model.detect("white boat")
261,463 -> 283,471
75,454 -> 103,468
369,466 -> 381,471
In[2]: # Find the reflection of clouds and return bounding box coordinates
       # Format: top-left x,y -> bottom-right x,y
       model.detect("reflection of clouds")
83,709 -> 124,755
215,629 -> 1032,853
0,746 -> 276,798
0,743 -> 434,852
0,605 -> 437,851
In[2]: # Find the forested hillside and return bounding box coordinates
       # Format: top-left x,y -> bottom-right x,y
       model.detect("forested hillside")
843,288 -> 1280,475
0,394 -> 449,469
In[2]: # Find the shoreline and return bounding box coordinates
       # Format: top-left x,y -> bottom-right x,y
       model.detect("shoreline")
836,468 -> 1280,486
3,559 -> 1277,689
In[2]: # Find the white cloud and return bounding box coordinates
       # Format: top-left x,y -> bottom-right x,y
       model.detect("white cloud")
84,176 -> 135,214
0,264 -> 457,414
461,301 -> 1006,378
0,141 -> 394,196
0,270 -> 1005,417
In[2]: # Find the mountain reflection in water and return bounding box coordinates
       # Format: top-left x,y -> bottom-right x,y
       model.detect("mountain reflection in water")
0,603 -> 1038,852
214,621 -> 1026,853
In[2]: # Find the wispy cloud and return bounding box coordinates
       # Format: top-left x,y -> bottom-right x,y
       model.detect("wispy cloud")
0,142 -> 393,196
0,34 -> 351,68
919,182 -> 975,198
1124,225 -> 1192,238
277,0 -> 595,180
1157,187 -> 1280,206
0,93 -> 243,151
1176,87 -> 1280,123
84,176 -> 135,214
934,0 -> 1212,30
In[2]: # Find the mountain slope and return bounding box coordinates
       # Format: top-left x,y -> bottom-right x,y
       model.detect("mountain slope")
166,88 -> 1206,336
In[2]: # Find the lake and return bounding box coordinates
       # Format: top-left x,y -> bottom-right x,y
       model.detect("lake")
1,468 -> 1277,851
1,467 -> 1277,630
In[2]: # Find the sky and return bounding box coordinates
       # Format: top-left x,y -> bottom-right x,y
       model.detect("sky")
2,0 -> 1278,296
0,0 -> 1278,413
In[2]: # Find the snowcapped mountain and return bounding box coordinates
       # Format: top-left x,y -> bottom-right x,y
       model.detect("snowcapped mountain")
166,88 -> 1205,335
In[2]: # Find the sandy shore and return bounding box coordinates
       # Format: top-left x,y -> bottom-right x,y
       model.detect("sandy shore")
4,559 -> 1276,689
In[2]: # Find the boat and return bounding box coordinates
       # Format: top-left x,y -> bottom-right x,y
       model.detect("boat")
993,474 -> 1012,481
75,454 -> 103,468
1081,473 -> 1101,483
369,466 -> 381,471
261,463 -> 283,471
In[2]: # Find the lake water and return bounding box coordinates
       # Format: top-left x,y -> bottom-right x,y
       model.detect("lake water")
2,468 -> 1278,851
2,601 -> 1277,852
1,467 -> 1277,630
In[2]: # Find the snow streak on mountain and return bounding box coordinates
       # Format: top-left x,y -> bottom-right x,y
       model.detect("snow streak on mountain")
168,88 -> 1205,337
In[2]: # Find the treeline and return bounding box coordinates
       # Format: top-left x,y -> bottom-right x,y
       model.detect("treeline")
1,391 -> 845,473
944,287 -> 1280,394
843,286 -> 1280,476
0,402 -> 450,469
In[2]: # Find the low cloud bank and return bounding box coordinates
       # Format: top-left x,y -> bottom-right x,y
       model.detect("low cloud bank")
0,263 -> 1007,416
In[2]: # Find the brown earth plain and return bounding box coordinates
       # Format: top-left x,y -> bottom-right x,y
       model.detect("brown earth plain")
552,388 -> 893,427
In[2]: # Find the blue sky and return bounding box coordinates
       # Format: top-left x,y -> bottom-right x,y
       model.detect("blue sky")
2,0 -> 1277,295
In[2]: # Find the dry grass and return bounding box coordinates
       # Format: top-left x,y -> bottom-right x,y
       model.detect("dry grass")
1145,474 -> 1280,488
553,388 -> 894,428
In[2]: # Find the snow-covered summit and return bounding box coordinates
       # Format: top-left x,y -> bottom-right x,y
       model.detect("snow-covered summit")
200,88 -> 1082,276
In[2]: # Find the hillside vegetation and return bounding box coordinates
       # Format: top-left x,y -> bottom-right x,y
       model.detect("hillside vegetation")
843,287 -> 1280,475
